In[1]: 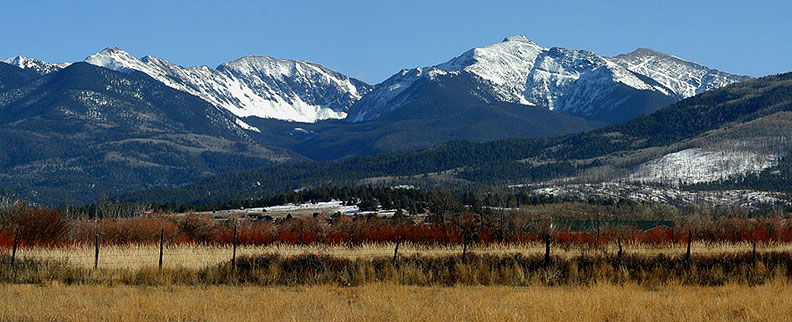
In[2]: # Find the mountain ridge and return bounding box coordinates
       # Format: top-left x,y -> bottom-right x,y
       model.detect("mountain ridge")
1,56 -> 71,75
6,36 -> 749,126
82,47 -> 372,123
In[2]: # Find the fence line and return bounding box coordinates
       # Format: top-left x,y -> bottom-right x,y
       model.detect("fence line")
6,238 -> 786,270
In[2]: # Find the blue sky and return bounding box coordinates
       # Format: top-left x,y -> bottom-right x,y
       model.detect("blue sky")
3,0 -> 790,84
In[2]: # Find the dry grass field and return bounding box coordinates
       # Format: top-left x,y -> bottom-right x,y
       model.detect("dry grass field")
1,282 -> 790,321
5,242 -> 792,321
12,241 -> 792,269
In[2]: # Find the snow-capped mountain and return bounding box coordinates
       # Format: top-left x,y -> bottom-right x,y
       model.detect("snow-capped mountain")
7,39 -> 749,126
1,56 -> 71,75
609,48 -> 753,98
84,47 -> 371,123
347,36 -> 750,124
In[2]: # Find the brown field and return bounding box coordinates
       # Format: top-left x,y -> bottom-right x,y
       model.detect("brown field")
1,282 -> 790,321
5,242 -> 791,321
12,241 -> 792,270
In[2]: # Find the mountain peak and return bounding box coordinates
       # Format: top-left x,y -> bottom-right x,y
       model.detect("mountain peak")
2,56 -> 29,64
502,35 -> 536,45
632,47 -> 666,55
92,46 -> 134,57
227,55 -> 278,63
84,46 -> 152,75
86,47 -> 139,60
620,48 -> 678,61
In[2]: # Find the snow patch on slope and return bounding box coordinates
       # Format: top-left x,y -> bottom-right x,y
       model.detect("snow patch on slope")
534,182 -> 786,208
629,149 -> 778,185
235,118 -> 261,132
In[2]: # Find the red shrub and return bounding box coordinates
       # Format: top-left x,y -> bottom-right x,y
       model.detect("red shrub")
8,206 -> 68,246
179,212 -> 216,243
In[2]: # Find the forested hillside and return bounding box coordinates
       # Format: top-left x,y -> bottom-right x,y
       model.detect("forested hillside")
121,73 -> 792,205
0,63 -> 293,205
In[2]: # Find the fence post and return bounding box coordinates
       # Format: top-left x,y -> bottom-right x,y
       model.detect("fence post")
94,234 -> 99,270
544,233 -> 551,266
392,236 -> 401,264
159,228 -> 164,270
617,237 -> 623,260
752,237 -> 757,263
685,229 -> 692,262
462,241 -> 468,264
232,224 -> 237,271
11,229 -> 19,267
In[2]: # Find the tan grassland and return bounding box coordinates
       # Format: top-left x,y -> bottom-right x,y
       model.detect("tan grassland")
1,282 -> 790,321
13,241 -> 792,269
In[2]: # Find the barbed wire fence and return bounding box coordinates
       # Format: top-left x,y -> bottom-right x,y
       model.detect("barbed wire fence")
5,226 -> 242,269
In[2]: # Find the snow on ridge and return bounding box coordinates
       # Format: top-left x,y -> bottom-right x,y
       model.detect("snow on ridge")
348,35 -> 676,122
83,47 -> 368,123
608,49 -> 752,98
2,56 -> 71,75
346,67 -> 436,122
9,39 -> 750,125
349,35 -> 751,122
628,148 -> 778,185
220,56 -> 365,99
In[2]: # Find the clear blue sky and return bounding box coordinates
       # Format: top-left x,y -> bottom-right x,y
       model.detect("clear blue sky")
3,0 -> 790,84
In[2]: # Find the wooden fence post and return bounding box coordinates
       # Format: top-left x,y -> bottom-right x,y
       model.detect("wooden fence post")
392,236 -> 401,264
94,234 -> 99,270
617,237 -> 623,260
462,241 -> 468,264
159,228 -> 164,270
752,237 -> 757,263
685,229 -> 692,262
544,233 -> 551,266
11,229 -> 19,267
232,224 -> 237,271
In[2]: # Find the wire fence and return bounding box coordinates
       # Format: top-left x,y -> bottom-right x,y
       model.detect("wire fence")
5,236 -> 789,271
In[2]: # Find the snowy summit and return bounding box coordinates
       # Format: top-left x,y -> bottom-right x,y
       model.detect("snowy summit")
84,47 -> 372,123
346,36 -> 750,123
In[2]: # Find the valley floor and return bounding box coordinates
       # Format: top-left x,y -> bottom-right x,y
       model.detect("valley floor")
1,282 -> 790,321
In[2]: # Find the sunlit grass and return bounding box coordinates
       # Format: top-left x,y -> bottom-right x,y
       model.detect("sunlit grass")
1,281 -> 790,321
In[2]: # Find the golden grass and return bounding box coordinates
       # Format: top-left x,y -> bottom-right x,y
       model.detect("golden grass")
1,281 -> 790,321
13,241 -> 792,270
